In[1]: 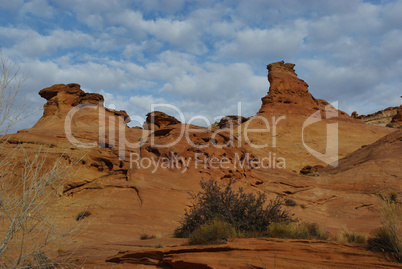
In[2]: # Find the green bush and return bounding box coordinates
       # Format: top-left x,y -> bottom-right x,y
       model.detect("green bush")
265,222 -> 329,240
174,179 -> 293,238
189,218 -> 236,245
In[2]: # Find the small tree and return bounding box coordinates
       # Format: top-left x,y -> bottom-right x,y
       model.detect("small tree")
174,179 -> 293,238
0,147 -> 85,268
0,50 -> 85,267
0,48 -> 29,135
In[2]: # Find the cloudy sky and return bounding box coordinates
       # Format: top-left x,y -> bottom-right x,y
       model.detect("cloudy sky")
0,0 -> 401,130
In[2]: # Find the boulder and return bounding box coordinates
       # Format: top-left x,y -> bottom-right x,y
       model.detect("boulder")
300,165 -> 324,175
143,111 -> 181,130
216,115 -> 249,129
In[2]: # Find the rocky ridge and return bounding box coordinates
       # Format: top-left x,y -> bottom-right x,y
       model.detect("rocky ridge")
0,62 -> 400,268
352,105 -> 402,127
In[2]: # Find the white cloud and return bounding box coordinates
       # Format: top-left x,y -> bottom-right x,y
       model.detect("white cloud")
0,27 -> 93,58
0,0 -> 24,11
215,22 -> 307,60
20,0 -> 55,18
109,9 -> 205,53
129,95 -> 167,111
1,0 -> 402,132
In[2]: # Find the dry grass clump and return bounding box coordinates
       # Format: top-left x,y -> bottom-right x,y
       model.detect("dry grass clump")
140,234 -> 156,240
189,218 -> 236,245
335,230 -> 366,244
265,222 -> 329,240
368,196 -> 401,262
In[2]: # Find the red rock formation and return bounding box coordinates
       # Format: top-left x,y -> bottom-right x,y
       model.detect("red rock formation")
1,66 -> 400,268
258,61 -> 350,119
143,111 -> 181,130
216,115 -> 249,129
39,83 -> 104,116
33,83 -> 130,129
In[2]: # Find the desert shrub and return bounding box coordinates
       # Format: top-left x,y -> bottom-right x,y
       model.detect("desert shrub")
189,218 -> 236,245
285,199 -> 297,207
335,230 -> 366,244
76,210 -> 91,221
300,204 -> 307,209
174,179 -> 293,238
140,234 -> 156,240
368,198 -> 401,262
265,222 -> 329,240
368,227 -> 401,261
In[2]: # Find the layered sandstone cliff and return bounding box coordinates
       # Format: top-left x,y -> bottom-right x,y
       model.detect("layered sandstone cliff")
352,105 -> 402,127
33,83 -> 130,130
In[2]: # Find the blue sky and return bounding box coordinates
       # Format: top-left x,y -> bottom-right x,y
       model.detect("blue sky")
0,0 -> 401,130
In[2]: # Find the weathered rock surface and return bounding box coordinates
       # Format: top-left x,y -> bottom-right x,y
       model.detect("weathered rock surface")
0,63 -> 400,268
390,105 -> 402,126
212,115 -> 249,129
241,61 -> 393,171
33,83 -> 130,129
322,129 -> 402,174
258,61 -> 350,119
143,111 -> 181,130
106,238 -> 400,268
355,105 -> 402,127
300,164 -> 324,175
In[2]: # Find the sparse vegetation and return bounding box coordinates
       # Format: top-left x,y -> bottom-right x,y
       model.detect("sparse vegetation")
140,233 -> 156,240
335,230 -> 366,244
0,50 -> 87,268
285,199 -> 297,207
189,218 -> 236,245
0,48 -> 29,135
174,179 -> 293,238
377,192 -> 398,204
265,222 -> 329,240
368,197 -> 401,262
